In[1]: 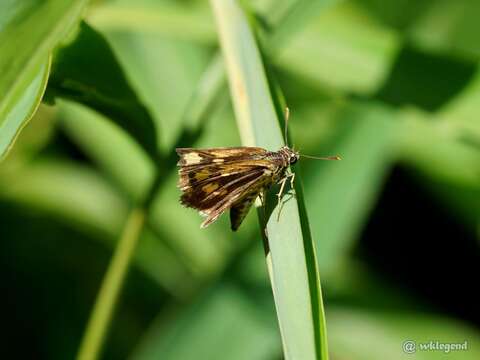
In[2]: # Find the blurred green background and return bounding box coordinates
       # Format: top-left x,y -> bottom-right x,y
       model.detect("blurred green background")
1,0 -> 479,359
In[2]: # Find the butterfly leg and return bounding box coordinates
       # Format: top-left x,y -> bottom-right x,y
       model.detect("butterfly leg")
276,171 -> 297,221
289,172 -> 295,189
276,177 -> 287,220
276,174 -> 292,221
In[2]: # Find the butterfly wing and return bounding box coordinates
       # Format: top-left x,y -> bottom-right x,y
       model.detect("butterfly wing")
230,186 -> 263,231
200,168 -> 272,228
176,147 -> 268,166
176,147 -> 275,229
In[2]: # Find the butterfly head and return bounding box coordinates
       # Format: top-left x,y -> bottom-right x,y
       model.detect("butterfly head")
280,146 -> 300,165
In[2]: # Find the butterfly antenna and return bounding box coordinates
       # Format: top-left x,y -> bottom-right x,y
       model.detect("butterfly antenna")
301,154 -> 342,160
284,107 -> 290,147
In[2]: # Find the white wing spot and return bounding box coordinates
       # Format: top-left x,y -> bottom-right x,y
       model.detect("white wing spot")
184,153 -> 203,164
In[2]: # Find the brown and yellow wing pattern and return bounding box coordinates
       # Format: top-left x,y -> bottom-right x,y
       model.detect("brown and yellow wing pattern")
176,147 -> 278,230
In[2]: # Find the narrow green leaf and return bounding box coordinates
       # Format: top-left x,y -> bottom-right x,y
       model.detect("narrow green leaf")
77,207 -> 146,360
0,0 -> 88,156
0,60 -> 50,160
47,21 -> 159,159
210,0 -> 328,359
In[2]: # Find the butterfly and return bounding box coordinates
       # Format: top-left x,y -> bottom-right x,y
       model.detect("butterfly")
176,108 -> 340,231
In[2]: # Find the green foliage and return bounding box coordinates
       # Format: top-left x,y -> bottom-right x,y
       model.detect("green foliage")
0,0 -> 88,158
0,61 -> 50,159
1,0 -> 479,359
304,102 -> 397,276
46,21 -> 159,159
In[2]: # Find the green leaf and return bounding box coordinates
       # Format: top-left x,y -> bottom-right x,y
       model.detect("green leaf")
328,307 -> 480,360
398,107 -> 480,188
88,2 -> 216,45
265,0 -> 343,47
276,1 -> 399,95
0,60 -> 50,160
0,159 -> 127,236
304,102 -> 397,276
439,67 -> 480,147
0,0 -> 88,157
101,33 -> 209,152
132,284 -> 280,360
210,0 -> 328,359
58,100 -> 155,201
394,69 -> 480,232
47,21 -> 159,159
381,0 -> 480,60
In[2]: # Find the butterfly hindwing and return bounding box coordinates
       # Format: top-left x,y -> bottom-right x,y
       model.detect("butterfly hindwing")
200,168 -> 273,229
230,188 -> 262,231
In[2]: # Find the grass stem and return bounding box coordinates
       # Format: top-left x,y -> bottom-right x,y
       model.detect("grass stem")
76,207 -> 146,360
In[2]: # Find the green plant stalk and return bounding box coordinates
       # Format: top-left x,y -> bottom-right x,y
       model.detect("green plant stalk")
75,43 -> 224,359
210,0 -> 328,359
77,207 -> 146,360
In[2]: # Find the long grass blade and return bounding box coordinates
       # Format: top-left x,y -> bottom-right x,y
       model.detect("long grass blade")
210,1 -> 329,358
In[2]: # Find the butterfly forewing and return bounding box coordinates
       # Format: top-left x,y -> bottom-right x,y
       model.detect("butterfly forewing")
176,147 -> 282,230
176,147 -> 268,166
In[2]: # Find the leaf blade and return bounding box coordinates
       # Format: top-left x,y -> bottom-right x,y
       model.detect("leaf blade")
0,60 -> 50,159
0,0 -> 89,157
210,1 -> 329,358
47,21 -> 159,158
